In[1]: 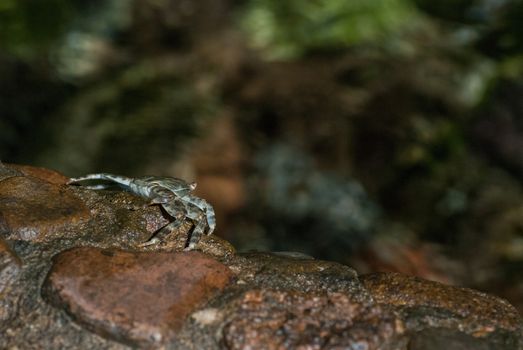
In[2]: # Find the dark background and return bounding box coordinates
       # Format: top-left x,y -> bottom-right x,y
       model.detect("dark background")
1,0 -> 523,312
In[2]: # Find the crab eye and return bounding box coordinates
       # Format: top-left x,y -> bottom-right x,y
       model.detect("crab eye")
189,182 -> 197,190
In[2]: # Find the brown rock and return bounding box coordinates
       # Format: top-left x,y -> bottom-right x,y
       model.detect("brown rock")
0,162 -> 23,182
361,272 -> 522,336
69,188 -> 173,247
6,164 -> 69,185
43,247 -> 233,347
0,176 -> 89,241
0,238 -> 21,274
223,289 -> 407,350
0,238 -> 22,322
234,252 -> 362,294
408,329 -> 492,350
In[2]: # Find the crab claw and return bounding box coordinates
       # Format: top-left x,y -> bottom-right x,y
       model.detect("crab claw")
184,243 -> 197,251
149,197 -> 168,205
138,237 -> 161,247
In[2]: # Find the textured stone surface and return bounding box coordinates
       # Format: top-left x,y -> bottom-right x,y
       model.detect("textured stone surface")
43,247 -> 233,347
0,176 -> 89,242
1,164 -> 522,349
0,238 -> 21,322
0,161 -> 23,182
409,329 -> 492,350
361,272 -> 523,347
361,272 -> 521,332
0,239 -> 21,281
74,188 -> 174,247
7,163 -> 69,185
232,252 -> 363,294
223,289 -> 407,350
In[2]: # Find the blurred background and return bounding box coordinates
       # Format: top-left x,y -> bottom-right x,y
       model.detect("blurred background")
1,0 -> 523,312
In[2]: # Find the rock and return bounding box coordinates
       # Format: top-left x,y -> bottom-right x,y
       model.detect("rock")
232,252 -> 363,294
223,289 -> 407,350
6,163 -> 69,185
361,272 -> 523,347
71,188 -> 175,247
409,329 -> 492,350
0,176 -> 90,242
43,247 -> 233,347
0,239 -> 21,281
0,238 -> 22,322
0,162 -> 23,182
1,164 -> 522,349
196,233 -> 236,259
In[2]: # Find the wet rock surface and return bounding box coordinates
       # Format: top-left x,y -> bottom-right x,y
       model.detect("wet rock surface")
361,272 -> 523,349
223,289 -> 407,350
44,247 -> 233,347
0,163 -> 522,349
230,251 -> 364,294
6,163 -> 70,185
361,272 -> 522,334
0,176 -> 90,242
0,238 -> 22,322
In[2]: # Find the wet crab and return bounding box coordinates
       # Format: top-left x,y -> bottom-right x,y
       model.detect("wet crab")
67,173 -> 216,250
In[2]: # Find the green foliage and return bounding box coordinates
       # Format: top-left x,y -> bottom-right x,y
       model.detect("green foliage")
415,0 -> 523,59
240,0 -> 419,58
476,1 -> 523,58
0,0 -> 74,58
35,60 -> 218,175
413,0 -> 479,23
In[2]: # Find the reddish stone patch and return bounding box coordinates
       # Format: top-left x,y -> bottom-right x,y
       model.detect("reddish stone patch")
43,247 -> 233,347
0,176 -> 89,241
6,164 -> 69,185
223,289 -> 406,350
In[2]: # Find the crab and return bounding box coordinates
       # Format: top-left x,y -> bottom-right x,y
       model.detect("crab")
67,173 -> 216,250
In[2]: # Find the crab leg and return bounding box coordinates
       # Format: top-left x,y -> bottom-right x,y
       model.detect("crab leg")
140,198 -> 187,246
139,220 -> 186,246
204,202 -> 216,235
68,173 -> 134,187
185,209 -> 207,250
68,173 -> 215,250
76,184 -> 114,190
185,196 -> 216,234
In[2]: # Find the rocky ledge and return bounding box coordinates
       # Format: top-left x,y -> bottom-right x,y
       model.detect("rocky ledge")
0,163 -> 522,349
